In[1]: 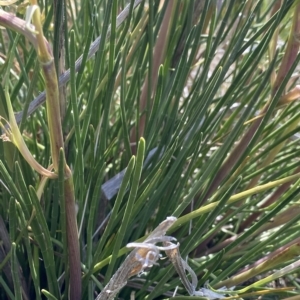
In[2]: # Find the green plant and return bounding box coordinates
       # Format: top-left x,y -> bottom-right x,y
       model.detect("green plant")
1,0 -> 300,299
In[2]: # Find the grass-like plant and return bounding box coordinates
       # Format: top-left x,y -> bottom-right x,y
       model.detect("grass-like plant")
1,0 -> 300,299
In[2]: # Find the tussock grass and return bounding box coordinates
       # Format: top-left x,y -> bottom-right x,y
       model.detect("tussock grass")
1,0 -> 300,299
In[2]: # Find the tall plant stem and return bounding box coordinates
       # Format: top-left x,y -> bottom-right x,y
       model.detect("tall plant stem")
30,2 -> 81,298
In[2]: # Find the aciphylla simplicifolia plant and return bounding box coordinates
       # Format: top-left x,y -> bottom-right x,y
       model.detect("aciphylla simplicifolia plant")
2,0 -> 300,300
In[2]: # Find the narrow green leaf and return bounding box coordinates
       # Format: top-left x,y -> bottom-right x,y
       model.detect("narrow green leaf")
0,275 -> 14,299
41,289 -> 59,300
11,243 -> 22,300
9,198 -> 17,242
70,30 -> 84,206
84,155 -> 135,289
29,186 -> 60,297
104,138 -> 145,283
16,201 -> 41,299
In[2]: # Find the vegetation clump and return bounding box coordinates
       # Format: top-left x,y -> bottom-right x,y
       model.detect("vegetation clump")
1,1 -> 300,299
